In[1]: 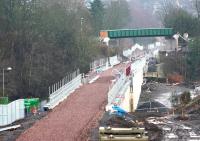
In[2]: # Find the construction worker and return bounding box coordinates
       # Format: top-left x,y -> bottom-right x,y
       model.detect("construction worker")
130,76 -> 133,93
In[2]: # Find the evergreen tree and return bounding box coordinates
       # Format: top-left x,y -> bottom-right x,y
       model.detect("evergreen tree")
187,38 -> 200,80
90,0 -> 104,36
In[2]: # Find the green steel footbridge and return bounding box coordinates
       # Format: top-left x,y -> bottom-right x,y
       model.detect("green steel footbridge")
100,28 -> 174,39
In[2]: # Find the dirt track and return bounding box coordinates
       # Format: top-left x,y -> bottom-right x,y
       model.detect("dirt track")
16,65 -> 125,141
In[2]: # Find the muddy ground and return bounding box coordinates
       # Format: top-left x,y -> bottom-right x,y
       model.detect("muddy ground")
138,82 -> 200,141
89,81 -> 200,141
140,82 -> 191,105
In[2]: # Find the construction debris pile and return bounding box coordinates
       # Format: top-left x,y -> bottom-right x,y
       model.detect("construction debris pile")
146,116 -> 200,140
134,80 -> 200,141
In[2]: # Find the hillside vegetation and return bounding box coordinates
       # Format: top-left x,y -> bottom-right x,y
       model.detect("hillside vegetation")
0,0 -> 130,100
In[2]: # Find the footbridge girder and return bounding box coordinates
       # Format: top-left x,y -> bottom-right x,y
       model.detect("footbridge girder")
100,28 -> 174,39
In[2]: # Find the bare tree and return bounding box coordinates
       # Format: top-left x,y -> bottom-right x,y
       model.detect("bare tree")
157,0 -> 175,23
195,0 -> 200,19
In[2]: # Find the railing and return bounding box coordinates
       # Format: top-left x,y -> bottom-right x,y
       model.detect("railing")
109,55 -> 120,66
90,58 -> 107,72
89,56 -> 120,73
123,49 -> 132,57
107,73 -> 127,105
44,69 -> 82,110
111,81 -> 130,106
0,99 -> 25,126
48,69 -> 80,95
86,58 -> 107,84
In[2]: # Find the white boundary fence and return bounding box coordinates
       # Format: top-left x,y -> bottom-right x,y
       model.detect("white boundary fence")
44,69 -> 82,110
107,73 -> 127,105
0,99 -> 25,126
109,55 -> 120,66
90,58 -> 107,72
123,49 -> 132,57
48,69 -> 80,94
89,56 -> 121,73
86,58 -> 107,84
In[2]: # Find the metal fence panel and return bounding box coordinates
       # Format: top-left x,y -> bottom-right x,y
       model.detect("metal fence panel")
107,74 -> 126,105
90,58 -> 107,72
109,56 -> 120,66
123,49 -> 132,57
44,70 -> 82,110
0,99 -> 24,126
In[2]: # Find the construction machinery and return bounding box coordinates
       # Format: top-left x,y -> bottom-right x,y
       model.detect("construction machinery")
99,105 -> 148,141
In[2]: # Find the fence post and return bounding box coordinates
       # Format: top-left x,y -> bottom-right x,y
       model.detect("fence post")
90,63 -> 92,71
56,82 -> 59,91
66,75 -> 68,83
53,83 -> 55,92
64,76 -> 66,84
49,86 -> 51,96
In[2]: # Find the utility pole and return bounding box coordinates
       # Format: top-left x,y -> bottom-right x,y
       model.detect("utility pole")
3,68 -> 4,97
2,67 -> 12,97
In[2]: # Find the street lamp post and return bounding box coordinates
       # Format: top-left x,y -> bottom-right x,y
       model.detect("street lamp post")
2,67 -> 12,97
